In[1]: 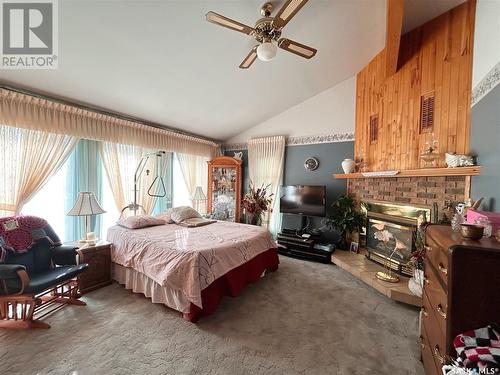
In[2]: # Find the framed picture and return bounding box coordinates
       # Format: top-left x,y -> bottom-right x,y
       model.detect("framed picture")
349,241 -> 359,254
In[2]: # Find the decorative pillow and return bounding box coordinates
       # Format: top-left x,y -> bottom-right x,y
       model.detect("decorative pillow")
117,215 -> 165,229
178,218 -> 217,228
155,208 -> 174,224
170,206 -> 201,224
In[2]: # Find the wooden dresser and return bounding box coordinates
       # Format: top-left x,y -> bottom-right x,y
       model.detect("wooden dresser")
421,225 -> 500,375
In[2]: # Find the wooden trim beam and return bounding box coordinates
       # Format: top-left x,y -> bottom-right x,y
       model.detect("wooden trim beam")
385,0 -> 404,77
333,166 -> 481,180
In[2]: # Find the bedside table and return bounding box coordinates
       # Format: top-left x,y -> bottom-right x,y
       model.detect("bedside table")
66,240 -> 112,294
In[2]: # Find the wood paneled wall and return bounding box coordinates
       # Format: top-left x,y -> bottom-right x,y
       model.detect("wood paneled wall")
354,1 -> 476,171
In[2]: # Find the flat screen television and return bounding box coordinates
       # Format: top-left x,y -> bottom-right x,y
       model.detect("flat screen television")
279,185 -> 326,217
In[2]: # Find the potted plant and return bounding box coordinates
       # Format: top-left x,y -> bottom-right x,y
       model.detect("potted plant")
322,195 -> 365,249
241,182 -> 274,226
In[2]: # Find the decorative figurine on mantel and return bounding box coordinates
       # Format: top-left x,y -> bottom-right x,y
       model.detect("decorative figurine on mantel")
420,132 -> 440,167
355,147 -> 368,172
445,152 -> 475,168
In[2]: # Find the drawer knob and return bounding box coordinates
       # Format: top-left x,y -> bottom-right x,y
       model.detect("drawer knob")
423,275 -> 430,285
437,304 -> 447,319
434,345 -> 446,364
421,307 -> 429,317
419,335 -> 425,349
424,245 -> 432,253
438,263 -> 448,275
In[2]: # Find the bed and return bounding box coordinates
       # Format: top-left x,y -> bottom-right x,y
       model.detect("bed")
106,220 -> 279,322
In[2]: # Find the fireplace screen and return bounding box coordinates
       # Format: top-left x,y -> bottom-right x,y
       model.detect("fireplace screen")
367,219 -> 414,263
364,202 -> 430,277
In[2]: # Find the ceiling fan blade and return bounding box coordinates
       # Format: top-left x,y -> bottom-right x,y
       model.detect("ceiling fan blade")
239,46 -> 258,69
272,0 -> 309,30
206,11 -> 255,35
278,38 -> 317,59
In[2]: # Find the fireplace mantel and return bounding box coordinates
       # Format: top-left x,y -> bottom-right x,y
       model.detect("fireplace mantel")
333,166 -> 481,180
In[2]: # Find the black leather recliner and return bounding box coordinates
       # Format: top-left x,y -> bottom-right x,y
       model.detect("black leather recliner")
0,240 -> 88,329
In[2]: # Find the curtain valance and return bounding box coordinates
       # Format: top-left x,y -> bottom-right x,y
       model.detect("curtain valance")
0,89 -> 220,158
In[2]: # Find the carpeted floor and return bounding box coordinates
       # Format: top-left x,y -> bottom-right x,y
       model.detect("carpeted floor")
0,255 -> 424,375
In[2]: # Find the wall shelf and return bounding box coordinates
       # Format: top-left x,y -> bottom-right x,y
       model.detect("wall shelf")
333,166 -> 481,179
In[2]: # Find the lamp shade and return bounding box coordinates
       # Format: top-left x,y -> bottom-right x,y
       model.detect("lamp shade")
257,42 -> 277,61
191,186 -> 207,201
67,192 -> 106,216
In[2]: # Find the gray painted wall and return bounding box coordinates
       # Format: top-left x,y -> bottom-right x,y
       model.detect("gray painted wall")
470,84 -> 500,212
225,141 -> 354,240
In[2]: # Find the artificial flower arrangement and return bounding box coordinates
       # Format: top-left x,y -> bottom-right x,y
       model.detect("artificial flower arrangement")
241,182 -> 274,226
409,221 -> 430,270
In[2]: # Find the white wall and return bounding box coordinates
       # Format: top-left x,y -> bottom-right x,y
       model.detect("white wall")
226,76 -> 356,144
472,0 -> 500,88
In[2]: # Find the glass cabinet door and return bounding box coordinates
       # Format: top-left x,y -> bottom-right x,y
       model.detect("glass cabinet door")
207,156 -> 242,223
210,166 -> 237,222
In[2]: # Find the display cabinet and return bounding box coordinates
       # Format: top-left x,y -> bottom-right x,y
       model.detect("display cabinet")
207,156 -> 242,222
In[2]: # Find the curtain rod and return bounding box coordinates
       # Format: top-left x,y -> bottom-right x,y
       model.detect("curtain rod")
0,82 -> 221,144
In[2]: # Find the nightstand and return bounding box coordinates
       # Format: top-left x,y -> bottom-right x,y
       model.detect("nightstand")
65,240 -> 112,294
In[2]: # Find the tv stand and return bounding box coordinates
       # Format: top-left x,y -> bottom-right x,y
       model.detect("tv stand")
277,232 -> 333,264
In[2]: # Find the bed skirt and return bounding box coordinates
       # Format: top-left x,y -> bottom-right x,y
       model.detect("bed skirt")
112,248 -> 279,322
113,263 -> 191,313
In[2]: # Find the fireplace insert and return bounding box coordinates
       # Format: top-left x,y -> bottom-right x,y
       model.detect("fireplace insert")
364,202 -> 431,277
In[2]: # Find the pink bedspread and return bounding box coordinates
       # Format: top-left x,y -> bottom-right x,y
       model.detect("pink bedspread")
107,221 -> 277,308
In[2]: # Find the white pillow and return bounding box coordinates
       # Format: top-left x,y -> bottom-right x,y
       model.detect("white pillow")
170,206 -> 201,224
155,208 -> 174,224
117,215 -> 165,229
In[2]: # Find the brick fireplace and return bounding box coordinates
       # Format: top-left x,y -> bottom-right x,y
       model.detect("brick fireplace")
348,176 -> 468,220
347,175 -> 469,276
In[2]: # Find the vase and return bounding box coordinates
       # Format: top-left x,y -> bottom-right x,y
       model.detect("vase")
408,269 -> 424,297
341,159 -> 356,173
246,213 -> 262,226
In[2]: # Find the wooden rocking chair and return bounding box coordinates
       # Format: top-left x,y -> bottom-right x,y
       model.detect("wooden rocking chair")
0,242 -> 88,329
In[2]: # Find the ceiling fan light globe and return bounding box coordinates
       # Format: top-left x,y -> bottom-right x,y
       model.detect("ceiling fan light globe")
257,42 -> 277,61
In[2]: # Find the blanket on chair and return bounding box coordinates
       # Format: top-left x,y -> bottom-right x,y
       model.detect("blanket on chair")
0,215 -> 61,262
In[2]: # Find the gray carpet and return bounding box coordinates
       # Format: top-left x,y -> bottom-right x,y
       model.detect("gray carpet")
0,256 -> 424,375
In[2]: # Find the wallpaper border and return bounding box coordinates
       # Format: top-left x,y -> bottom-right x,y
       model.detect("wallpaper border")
472,62 -> 500,107
222,132 -> 355,151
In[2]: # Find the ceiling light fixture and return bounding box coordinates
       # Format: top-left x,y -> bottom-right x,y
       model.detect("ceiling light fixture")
256,42 -> 277,62
206,1 -> 317,69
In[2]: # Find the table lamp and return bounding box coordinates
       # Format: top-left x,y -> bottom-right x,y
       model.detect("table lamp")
67,192 -> 106,243
191,186 -> 207,214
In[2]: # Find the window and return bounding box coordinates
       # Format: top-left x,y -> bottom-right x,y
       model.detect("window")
22,162 -> 69,240
172,153 -> 192,208
101,165 -> 120,236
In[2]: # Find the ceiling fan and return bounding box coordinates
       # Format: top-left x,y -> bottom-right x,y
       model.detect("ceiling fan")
206,0 -> 317,69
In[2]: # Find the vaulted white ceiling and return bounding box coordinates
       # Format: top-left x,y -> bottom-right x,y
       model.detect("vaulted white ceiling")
0,0 -> 386,141
0,0 -> 465,141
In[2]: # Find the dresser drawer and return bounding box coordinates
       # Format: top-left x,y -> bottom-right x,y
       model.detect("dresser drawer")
425,236 -> 449,286
422,317 -> 449,372
424,259 -> 448,338
422,290 -> 446,352
420,324 -> 442,375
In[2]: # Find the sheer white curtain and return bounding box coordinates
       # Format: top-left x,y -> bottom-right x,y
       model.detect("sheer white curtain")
100,142 -> 159,216
177,153 -> 208,206
247,136 -> 286,236
0,125 -> 78,216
